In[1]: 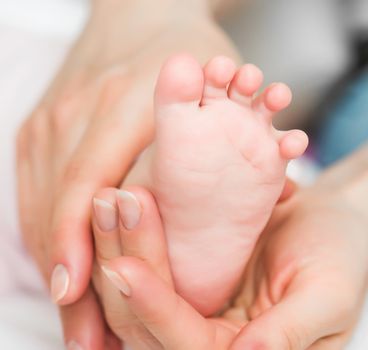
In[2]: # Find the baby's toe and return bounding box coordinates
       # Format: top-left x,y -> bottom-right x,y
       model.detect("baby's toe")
201,56 -> 236,105
154,53 -> 204,106
253,82 -> 292,121
228,64 -> 263,106
278,129 -> 309,160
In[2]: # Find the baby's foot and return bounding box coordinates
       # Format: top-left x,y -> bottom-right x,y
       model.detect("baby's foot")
126,54 -> 308,316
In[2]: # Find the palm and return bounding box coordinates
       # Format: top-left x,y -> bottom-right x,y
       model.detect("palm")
224,189 -> 368,349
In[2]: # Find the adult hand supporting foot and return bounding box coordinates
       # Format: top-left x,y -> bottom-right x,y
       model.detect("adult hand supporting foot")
16,0 -> 240,348
91,186 -> 241,350
96,145 -> 368,350
229,148 -> 368,349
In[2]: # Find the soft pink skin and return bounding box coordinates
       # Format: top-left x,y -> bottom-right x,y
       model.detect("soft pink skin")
126,54 -> 308,315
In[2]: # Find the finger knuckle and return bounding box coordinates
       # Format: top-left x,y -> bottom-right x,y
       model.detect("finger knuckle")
102,73 -> 124,96
62,160 -> 84,184
95,249 -> 113,266
280,324 -> 304,350
17,108 -> 48,157
50,94 -> 78,134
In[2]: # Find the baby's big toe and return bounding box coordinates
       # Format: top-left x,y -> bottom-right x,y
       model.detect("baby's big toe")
154,53 -> 204,106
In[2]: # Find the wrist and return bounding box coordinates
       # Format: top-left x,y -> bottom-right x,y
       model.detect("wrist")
90,0 -> 211,24
74,0 -> 240,69
79,0 -> 216,62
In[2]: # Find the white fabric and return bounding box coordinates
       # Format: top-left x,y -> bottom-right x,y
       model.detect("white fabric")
0,0 -> 367,349
0,0 -> 88,39
0,2 -> 86,348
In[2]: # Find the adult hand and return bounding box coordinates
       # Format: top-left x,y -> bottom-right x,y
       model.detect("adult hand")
16,0 -> 240,347
229,185 -> 368,349
95,158 -> 368,349
91,186 -> 241,350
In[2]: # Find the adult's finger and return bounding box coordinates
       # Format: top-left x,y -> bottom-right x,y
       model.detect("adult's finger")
92,187 -> 135,337
277,178 -> 297,203
94,186 -> 173,349
116,186 -> 172,283
60,287 -> 106,350
230,271 -> 355,350
49,79 -> 153,305
92,187 -> 121,264
103,256 -> 228,350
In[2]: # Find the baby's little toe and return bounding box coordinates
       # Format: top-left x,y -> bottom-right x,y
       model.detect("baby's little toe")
278,130 -> 309,160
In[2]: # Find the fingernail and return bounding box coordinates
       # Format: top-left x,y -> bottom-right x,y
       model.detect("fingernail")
93,198 -> 118,232
101,265 -> 131,296
51,264 -> 70,303
116,190 -> 141,230
67,340 -> 83,350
